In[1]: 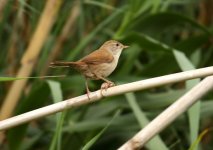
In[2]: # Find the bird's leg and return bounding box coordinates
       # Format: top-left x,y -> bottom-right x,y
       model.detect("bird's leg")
96,75 -> 115,92
98,76 -> 115,86
85,78 -> 91,100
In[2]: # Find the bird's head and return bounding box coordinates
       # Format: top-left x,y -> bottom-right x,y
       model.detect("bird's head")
101,40 -> 129,56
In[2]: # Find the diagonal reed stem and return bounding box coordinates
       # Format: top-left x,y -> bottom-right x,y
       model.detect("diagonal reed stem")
118,75 -> 213,150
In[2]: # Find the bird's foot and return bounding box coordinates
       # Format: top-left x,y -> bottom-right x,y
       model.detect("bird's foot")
101,81 -> 115,92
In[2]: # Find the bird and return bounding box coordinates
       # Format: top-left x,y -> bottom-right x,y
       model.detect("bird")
50,40 -> 129,99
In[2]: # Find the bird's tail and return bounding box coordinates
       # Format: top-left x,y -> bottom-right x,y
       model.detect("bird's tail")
50,61 -> 77,68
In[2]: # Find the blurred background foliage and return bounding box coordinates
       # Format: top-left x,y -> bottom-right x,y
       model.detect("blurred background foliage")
0,0 -> 213,150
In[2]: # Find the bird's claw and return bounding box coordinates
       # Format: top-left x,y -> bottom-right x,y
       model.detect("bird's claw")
101,82 -> 115,92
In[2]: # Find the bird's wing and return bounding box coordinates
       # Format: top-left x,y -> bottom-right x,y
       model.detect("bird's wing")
80,49 -> 114,65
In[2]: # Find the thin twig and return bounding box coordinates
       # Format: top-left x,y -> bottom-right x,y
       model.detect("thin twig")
118,75 -> 213,150
0,67 -> 213,131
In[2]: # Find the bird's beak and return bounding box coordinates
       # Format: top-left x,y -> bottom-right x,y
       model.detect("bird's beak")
123,45 -> 129,49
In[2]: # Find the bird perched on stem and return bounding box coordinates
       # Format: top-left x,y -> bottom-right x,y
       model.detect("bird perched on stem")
50,40 -> 129,99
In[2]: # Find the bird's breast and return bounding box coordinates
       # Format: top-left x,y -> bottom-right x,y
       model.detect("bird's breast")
91,58 -> 118,78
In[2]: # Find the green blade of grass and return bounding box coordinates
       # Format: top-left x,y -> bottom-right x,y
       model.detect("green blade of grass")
0,75 -> 65,81
188,129 -> 209,150
82,110 -> 121,150
84,0 -> 115,10
173,50 -> 200,150
47,80 -> 65,150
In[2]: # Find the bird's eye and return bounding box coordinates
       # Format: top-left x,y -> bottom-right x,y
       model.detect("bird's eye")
116,43 -> 119,47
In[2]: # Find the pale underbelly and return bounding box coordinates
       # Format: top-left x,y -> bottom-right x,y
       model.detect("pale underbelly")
85,62 -> 117,79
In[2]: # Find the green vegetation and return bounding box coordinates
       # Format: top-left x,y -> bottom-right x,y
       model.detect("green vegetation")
0,0 -> 213,149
